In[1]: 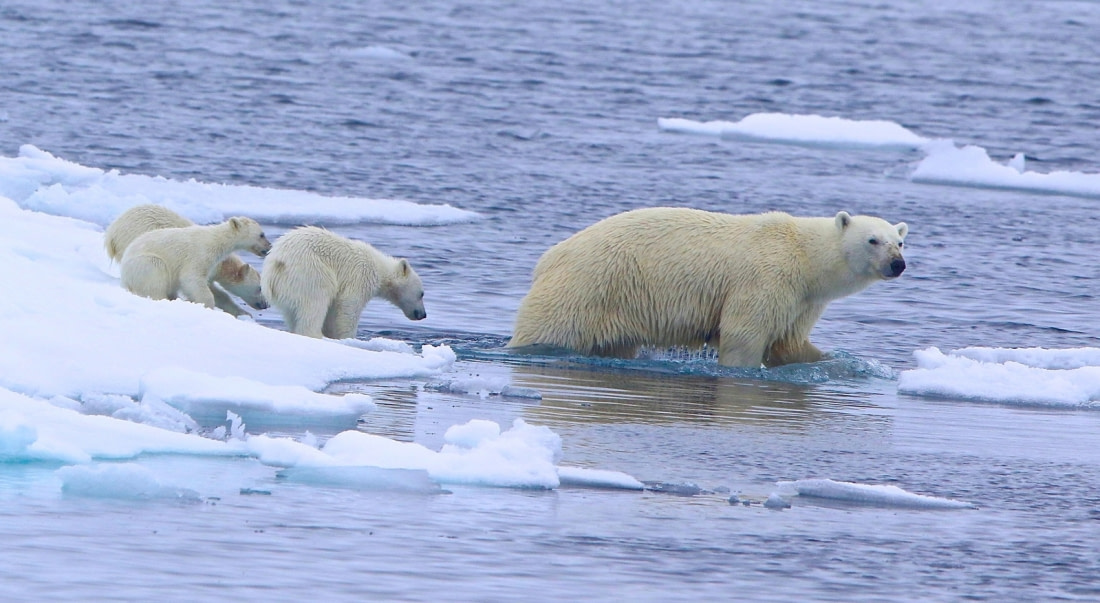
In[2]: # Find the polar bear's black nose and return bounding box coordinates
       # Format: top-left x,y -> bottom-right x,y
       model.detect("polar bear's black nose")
890,258 -> 906,277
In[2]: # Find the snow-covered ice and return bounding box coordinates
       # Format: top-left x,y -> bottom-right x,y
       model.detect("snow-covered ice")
0,144 -> 480,227
660,113 -> 1100,200
0,146 -> 641,492
658,113 -> 927,150
899,347 -> 1100,407
776,478 -> 976,510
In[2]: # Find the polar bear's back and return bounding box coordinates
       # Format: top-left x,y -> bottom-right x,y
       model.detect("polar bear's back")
105,204 -> 194,261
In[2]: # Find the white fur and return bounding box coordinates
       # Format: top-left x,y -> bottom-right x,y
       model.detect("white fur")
119,217 -> 271,310
261,226 -> 426,339
105,204 -> 267,316
508,207 -> 908,367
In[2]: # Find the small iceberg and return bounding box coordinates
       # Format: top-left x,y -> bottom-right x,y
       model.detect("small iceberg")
776,478 -> 976,509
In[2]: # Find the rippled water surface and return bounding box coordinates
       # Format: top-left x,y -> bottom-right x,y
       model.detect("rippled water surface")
4,0 -> 1100,600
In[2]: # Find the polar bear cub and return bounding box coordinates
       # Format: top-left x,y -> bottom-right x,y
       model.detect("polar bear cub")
261,226 -> 427,339
105,204 -> 267,316
120,217 -> 272,310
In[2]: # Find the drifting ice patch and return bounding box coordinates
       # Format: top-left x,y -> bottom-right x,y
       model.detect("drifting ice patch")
57,463 -> 201,501
557,466 -> 645,490
276,466 -> 444,494
898,347 -> 1100,408
659,112 -> 1100,200
658,113 -> 928,150
776,478 -> 976,509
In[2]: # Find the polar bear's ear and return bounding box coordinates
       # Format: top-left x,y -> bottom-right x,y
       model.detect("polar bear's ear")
895,222 -> 908,238
835,211 -> 852,231
228,217 -> 242,231
397,258 -> 410,277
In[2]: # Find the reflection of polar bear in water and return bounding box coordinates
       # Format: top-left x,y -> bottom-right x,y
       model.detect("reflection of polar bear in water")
261,226 -> 427,339
509,207 -> 907,368
105,204 -> 268,316
120,217 -> 272,310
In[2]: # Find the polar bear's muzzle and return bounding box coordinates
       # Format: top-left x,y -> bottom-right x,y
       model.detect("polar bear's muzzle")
885,257 -> 906,278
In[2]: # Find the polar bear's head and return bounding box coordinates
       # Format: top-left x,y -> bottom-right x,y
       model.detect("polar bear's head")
216,258 -> 267,310
382,258 -> 428,321
835,211 -> 908,280
227,217 -> 273,258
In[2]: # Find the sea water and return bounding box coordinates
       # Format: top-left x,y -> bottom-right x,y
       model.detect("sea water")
3,0 -> 1100,600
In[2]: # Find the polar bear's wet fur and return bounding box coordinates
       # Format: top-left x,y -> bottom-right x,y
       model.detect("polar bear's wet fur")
105,204 -> 267,316
261,226 -> 427,339
119,216 -> 271,310
509,207 -> 907,368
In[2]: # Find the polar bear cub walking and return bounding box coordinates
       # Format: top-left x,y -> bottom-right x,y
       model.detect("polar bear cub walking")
120,217 -> 272,310
261,226 -> 427,339
105,204 -> 268,316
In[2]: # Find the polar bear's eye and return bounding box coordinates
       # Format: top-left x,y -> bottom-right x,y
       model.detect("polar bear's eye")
898,241 -> 904,248
868,238 -> 880,246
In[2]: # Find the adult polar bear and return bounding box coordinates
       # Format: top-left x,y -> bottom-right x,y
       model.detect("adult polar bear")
261,226 -> 427,339
105,205 -> 268,317
508,207 -> 908,368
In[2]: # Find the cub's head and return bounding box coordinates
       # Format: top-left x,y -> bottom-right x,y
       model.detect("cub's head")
835,211 -> 908,280
382,258 -> 427,321
216,258 -> 267,310
228,217 -> 272,257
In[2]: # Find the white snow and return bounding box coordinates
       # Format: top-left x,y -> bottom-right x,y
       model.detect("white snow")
659,113 -> 1100,199
0,146 -> 641,492
140,367 -> 377,426
0,144 -> 480,227
658,113 -> 928,150
898,347 -> 1100,407
776,478 -> 976,510
911,139 -> 1100,198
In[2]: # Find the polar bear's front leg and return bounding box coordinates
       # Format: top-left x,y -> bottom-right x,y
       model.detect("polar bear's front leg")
322,297 -> 366,340
179,273 -> 217,308
716,326 -> 769,368
764,338 -> 823,367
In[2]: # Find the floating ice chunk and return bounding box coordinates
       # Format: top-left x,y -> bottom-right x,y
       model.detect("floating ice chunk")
557,466 -> 644,490
911,140 -> 1100,199
764,492 -> 791,509
57,463 -> 201,501
899,347 -> 1100,407
658,113 -> 928,150
776,478 -> 976,509
0,388 -> 232,464
950,346 -> 1100,370
276,466 -> 443,493
1008,152 -> 1026,173
140,367 -> 376,426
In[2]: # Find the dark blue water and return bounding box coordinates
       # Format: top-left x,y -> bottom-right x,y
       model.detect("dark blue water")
4,1 -> 1100,600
